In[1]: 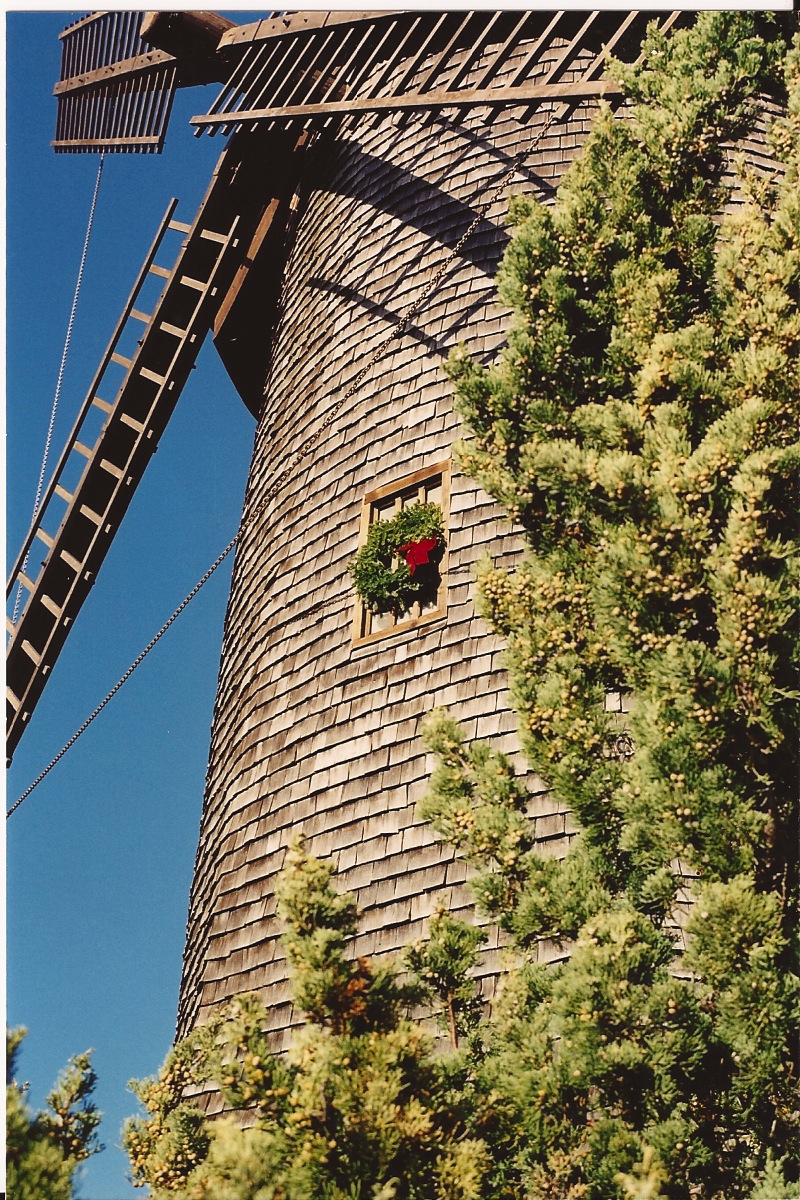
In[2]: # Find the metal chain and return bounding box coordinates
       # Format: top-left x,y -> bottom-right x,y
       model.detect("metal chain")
8,110 -> 556,817
12,156 -> 105,624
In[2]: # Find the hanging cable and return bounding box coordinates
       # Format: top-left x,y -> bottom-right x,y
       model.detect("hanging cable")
8,111 -> 556,818
12,155 -> 105,623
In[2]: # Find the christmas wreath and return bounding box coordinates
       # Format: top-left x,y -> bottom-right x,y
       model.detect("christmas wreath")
349,502 -> 445,616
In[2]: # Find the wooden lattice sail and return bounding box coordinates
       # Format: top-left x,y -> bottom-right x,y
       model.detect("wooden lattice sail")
53,10 -> 233,154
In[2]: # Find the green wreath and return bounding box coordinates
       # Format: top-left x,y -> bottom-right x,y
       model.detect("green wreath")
349,502 -> 445,616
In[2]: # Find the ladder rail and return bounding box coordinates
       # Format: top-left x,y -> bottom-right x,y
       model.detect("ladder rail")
7,197 -> 180,601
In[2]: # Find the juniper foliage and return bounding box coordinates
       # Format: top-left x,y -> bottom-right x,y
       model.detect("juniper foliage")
6,1028 -> 102,1200
123,841 -> 491,1200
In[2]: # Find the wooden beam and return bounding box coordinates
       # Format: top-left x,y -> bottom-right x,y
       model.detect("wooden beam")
58,12 -> 109,40
218,11 -> 398,52
213,197 -> 282,337
52,135 -> 162,150
54,50 -> 175,95
191,75 -> 620,128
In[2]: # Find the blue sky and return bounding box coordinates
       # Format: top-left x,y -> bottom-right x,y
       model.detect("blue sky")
6,12 -> 265,1197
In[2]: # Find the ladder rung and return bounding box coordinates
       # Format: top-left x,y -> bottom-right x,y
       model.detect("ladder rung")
179,274 -> 206,292
21,640 -> 42,666
140,367 -> 166,385
112,352 -> 133,369
41,594 -> 63,618
7,685 -> 20,711
6,615 -> 17,636
55,484 -> 74,503
199,227 -> 227,244
169,219 -> 192,234
79,503 -> 104,526
159,320 -> 187,339
74,440 -> 93,459
120,412 -> 145,433
130,308 -> 151,324
92,396 -> 114,414
149,263 -> 172,279
35,527 -> 55,549
100,458 -> 125,480
60,549 -> 83,572
17,572 -> 35,593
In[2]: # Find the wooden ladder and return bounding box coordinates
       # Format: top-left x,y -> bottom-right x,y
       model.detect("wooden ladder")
6,194 -> 241,761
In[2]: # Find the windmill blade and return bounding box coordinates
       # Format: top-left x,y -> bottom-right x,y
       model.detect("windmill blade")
191,9 -> 687,137
6,164 -> 242,757
53,10 -> 234,155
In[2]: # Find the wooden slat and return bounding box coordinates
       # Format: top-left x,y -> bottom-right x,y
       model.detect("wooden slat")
355,14 -> 431,100
415,12 -> 476,94
120,412 -> 146,432
59,549 -> 83,572
540,12 -> 600,88
40,595 -> 63,618
99,458 -> 125,480
194,8 -> 679,138
238,36 -> 305,122
159,320 -> 187,338
444,10 -> 506,94
505,12 -> 565,90
580,10 -> 640,82
361,14 -> 428,101
139,367 -> 166,385
79,504 -> 104,526
35,528 -> 55,549
472,13 -> 533,91
54,135 -> 162,150
19,654 -> 39,684
7,205 -> 179,599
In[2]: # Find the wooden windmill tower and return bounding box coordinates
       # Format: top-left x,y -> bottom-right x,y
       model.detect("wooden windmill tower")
10,8 -> 725,1044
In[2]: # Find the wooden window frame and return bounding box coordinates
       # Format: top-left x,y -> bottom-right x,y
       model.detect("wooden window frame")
351,460 -> 451,647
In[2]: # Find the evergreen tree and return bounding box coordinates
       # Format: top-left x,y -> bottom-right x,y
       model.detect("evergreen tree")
6,1028 -> 102,1200
424,11 -> 799,1197
124,840 -> 492,1200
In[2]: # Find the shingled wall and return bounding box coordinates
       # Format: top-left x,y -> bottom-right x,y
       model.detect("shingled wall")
176,26 -> 784,1046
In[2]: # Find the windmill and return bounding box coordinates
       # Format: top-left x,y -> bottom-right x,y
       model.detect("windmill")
17,8 -> 769,1044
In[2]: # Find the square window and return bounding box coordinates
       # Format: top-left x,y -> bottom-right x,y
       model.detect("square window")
352,460 -> 450,646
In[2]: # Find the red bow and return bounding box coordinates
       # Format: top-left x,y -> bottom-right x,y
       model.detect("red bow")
397,537 -> 439,575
